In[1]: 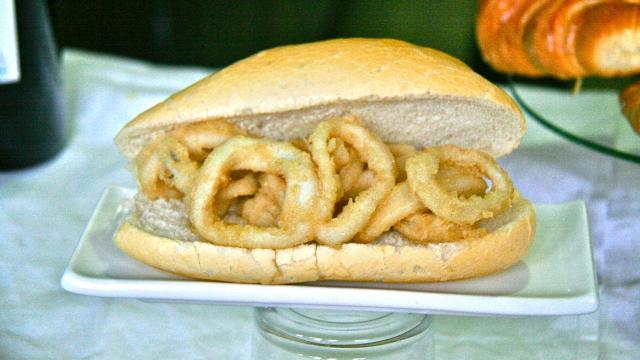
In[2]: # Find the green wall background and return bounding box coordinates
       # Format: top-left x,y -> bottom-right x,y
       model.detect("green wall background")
51,1 -> 492,75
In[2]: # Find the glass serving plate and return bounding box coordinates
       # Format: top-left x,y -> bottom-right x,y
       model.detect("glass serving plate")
509,76 -> 640,164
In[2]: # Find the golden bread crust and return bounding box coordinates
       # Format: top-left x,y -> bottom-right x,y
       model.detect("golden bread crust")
114,197 -> 535,284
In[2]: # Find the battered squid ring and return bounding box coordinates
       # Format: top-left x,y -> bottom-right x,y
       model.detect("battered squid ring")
172,119 -> 244,162
310,116 -> 396,246
214,173 -> 258,217
406,145 -> 513,225
435,165 -> 489,198
356,165 -> 490,243
135,120 -> 242,200
393,211 -> 488,244
189,136 -> 319,249
355,182 -> 423,243
136,136 -> 199,200
388,143 -> 417,181
241,173 -> 287,227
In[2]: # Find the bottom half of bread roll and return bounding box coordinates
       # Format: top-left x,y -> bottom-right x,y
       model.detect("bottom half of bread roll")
114,194 -> 536,284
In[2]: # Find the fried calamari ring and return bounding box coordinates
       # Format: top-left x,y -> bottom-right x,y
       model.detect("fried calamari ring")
309,117 -> 396,246
136,136 -> 199,200
328,138 -> 371,201
291,138 -> 311,153
343,169 -> 375,200
241,194 -> 280,227
329,138 -> 354,169
136,138 -> 181,200
338,160 -> 366,198
406,146 -> 513,225
393,212 -> 488,244
328,137 -> 405,203
135,120 -> 242,199
241,173 -> 286,227
436,165 -> 488,198
172,119 -> 244,162
337,142 -> 413,201
388,143 -> 417,181
214,173 -> 258,216
356,182 -> 423,243
159,137 -> 201,193
190,136 -> 319,249
256,173 -> 286,203
357,158 -> 492,243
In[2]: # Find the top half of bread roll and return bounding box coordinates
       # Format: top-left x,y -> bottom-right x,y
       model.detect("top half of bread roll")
115,38 -> 526,161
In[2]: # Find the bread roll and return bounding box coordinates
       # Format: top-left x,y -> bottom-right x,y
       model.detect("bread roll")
115,194 -> 535,284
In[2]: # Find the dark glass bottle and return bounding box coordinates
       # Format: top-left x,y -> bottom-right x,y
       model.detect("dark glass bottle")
0,0 -> 65,170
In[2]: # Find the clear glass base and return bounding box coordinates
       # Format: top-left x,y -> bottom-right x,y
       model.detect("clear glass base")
251,307 -> 433,359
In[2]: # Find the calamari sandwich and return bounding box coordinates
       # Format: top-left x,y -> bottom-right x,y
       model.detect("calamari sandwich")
114,38 -> 536,284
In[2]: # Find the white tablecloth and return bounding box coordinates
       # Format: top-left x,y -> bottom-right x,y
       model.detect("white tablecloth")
1,50 -> 638,359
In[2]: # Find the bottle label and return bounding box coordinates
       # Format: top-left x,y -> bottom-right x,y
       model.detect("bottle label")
0,0 -> 20,84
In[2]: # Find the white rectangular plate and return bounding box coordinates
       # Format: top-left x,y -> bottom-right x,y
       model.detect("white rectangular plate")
61,186 -> 598,316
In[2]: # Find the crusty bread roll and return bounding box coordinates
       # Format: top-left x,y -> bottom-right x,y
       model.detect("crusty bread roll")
113,38 -> 535,284
115,38 -> 525,160
115,193 -> 535,284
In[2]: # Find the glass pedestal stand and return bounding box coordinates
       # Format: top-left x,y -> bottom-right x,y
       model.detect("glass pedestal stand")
251,308 -> 434,359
